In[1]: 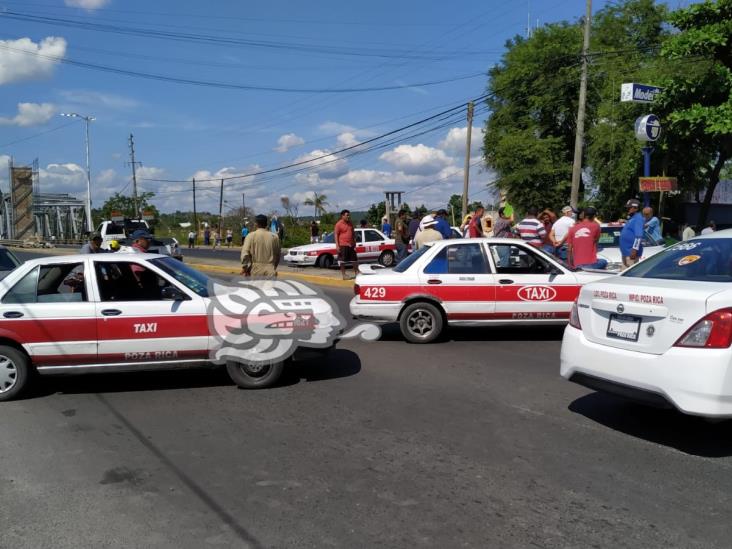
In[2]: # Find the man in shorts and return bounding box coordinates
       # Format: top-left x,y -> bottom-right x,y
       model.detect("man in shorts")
334,209 -> 358,280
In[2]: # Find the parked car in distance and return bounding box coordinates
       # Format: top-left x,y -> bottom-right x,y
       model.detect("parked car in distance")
284,228 -> 397,268
597,223 -> 665,271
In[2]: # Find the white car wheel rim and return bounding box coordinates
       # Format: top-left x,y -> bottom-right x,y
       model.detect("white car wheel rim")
0,356 -> 18,393
407,309 -> 434,337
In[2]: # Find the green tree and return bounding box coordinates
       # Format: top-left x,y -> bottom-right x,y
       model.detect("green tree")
366,202 -> 386,225
657,0 -> 732,227
100,192 -> 159,224
303,191 -> 329,218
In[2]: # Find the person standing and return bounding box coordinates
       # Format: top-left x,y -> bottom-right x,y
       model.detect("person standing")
381,217 -> 392,237
643,207 -> 662,242
550,206 -> 576,260
460,214 -> 473,238
701,220 -> 716,235
539,209 -> 556,254
240,214 -> 280,277
80,233 -> 105,254
682,224 -> 696,241
566,207 -> 607,269
408,212 -> 422,242
468,206 -> 485,238
241,224 -> 249,245
517,206 -> 547,248
211,228 -> 219,249
310,220 -> 320,243
187,229 -> 196,249
334,209 -> 358,280
394,209 -> 410,261
129,229 -> 153,253
493,208 -> 513,238
620,199 -> 644,268
414,216 -> 443,249
434,209 -> 453,239
225,228 -> 233,247
203,227 -> 211,246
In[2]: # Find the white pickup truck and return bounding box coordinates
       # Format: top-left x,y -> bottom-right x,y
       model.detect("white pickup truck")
96,219 -> 182,260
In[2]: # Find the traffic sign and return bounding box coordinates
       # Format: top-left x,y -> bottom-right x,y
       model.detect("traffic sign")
639,177 -> 677,192
621,83 -> 663,103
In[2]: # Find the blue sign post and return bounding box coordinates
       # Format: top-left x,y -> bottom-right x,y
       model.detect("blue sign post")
635,115 -> 662,207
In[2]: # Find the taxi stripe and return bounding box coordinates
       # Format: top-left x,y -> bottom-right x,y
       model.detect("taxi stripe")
358,284 -> 581,302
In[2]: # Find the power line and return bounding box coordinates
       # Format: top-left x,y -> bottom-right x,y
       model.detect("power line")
0,120 -> 77,148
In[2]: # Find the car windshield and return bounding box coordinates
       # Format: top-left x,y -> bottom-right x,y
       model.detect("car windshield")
321,232 -> 334,244
599,226 -> 663,247
623,238 -> 732,282
531,245 -> 576,272
150,257 -> 210,296
393,246 -> 431,273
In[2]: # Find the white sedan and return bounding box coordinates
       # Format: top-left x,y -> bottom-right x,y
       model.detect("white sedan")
350,238 -> 611,343
561,230 -> 732,417
284,227 -> 397,268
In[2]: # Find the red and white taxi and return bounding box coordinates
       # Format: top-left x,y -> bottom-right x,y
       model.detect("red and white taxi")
0,254 -> 333,401
350,238 -> 611,343
284,228 -> 397,268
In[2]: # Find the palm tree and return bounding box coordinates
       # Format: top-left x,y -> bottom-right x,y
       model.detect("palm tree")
303,191 -> 329,219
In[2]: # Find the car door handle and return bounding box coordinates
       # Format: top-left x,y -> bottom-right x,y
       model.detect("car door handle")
3,311 -> 23,318
101,309 -> 122,316
427,279 -> 443,285
499,279 -> 514,285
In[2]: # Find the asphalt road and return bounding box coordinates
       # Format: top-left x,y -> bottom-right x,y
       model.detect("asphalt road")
2,253 -> 732,548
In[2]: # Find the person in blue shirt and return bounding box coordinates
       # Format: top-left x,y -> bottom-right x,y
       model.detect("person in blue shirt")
241,224 -> 249,245
381,217 -> 392,237
435,209 -> 453,239
620,198 -> 645,267
643,207 -> 662,243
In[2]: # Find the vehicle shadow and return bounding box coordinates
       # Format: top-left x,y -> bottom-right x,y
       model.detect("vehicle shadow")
31,349 -> 361,398
377,322 -> 565,343
569,392 -> 732,458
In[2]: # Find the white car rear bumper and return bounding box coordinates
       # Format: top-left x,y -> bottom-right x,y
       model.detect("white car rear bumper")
349,297 -> 400,322
561,325 -> 732,417
283,254 -> 317,265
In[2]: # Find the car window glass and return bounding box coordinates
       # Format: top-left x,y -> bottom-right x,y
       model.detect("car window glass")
490,244 -> 553,274
355,231 -> 364,243
424,244 -> 490,274
0,248 -> 20,271
623,238 -> 732,282
392,246 -> 430,273
32,263 -> 87,303
95,262 -> 173,301
2,266 -> 40,304
364,230 -> 382,242
150,257 -> 206,297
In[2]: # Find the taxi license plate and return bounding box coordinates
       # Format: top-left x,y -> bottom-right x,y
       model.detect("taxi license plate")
607,313 -> 641,342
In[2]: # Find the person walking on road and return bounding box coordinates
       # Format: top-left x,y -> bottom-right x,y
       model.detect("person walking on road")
567,207 -> 607,269
620,199 -> 644,268
414,215 -> 443,250
394,209 -> 410,262
334,209 -> 359,280
240,214 -> 280,277
517,206 -> 546,248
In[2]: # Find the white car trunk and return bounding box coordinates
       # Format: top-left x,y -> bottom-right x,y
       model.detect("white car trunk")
579,277 -> 728,355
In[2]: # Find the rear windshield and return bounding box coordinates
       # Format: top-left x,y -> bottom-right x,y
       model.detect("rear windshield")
623,238 -> 732,282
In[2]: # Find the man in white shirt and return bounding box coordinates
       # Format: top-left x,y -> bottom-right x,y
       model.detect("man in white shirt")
701,221 -> 716,235
682,224 -> 696,241
550,206 -> 576,260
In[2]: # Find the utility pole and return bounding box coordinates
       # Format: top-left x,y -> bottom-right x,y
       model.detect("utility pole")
570,0 -> 592,210
242,193 -> 246,216
461,101 -> 474,219
192,178 -> 198,235
128,134 -> 142,219
60,112 -> 94,232
218,178 -> 224,231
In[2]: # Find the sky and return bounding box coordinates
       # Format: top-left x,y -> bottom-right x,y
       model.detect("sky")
0,0 -> 694,217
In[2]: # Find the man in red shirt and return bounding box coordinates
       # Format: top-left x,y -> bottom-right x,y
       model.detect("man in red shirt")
566,207 -> 607,269
334,209 -> 358,279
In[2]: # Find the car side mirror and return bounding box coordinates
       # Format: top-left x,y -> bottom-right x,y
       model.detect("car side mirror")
161,286 -> 187,301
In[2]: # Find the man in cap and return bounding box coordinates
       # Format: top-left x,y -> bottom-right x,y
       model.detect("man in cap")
129,229 -> 153,253
241,214 -> 281,277
619,199 -> 644,268
550,206 -> 576,260
414,215 -> 443,250
566,207 -> 606,269
80,233 -> 106,254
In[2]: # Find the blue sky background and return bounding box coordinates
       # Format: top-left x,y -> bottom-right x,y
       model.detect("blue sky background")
0,0 -> 693,215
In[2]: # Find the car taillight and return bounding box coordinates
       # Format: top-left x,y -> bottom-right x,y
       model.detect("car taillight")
568,300 -> 582,330
674,308 -> 732,348
354,284 -> 360,296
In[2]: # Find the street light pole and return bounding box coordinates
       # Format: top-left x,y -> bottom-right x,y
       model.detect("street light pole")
61,112 -> 95,233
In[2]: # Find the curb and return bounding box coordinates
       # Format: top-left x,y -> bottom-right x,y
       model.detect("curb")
184,262 -> 355,289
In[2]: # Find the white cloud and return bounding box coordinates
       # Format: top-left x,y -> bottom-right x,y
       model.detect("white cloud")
293,149 -> 349,179
136,166 -> 166,181
336,132 -> 359,148
0,37 -> 67,85
0,102 -> 55,127
274,133 -> 305,153
65,0 -> 111,8
58,90 -> 140,111
438,126 -> 484,157
318,121 -> 356,135
379,144 -> 453,175
96,168 -> 117,185
39,163 -> 87,194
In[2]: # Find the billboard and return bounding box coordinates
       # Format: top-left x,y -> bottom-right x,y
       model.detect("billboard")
639,177 -> 677,192
621,83 -> 663,103
10,166 -> 34,239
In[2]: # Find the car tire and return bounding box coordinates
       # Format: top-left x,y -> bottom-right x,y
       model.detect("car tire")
0,345 -> 31,402
319,254 -> 334,269
399,302 -> 444,344
378,250 -> 395,267
226,360 -> 285,389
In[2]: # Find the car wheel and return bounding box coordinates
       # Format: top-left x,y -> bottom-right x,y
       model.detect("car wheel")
319,254 -> 334,269
378,250 -> 395,267
399,302 -> 443,343
226,360 -> 284,389
0,345 -> 31,402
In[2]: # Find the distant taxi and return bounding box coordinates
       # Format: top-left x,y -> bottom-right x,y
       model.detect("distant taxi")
350,238 -> 611,343
284,227 -> 397,268
0,254 -> 332,401
561,230 -> 732,417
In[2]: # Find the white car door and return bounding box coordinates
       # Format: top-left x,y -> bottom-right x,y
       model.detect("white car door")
487,242 -> 581,321
92,258 -> 209,364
